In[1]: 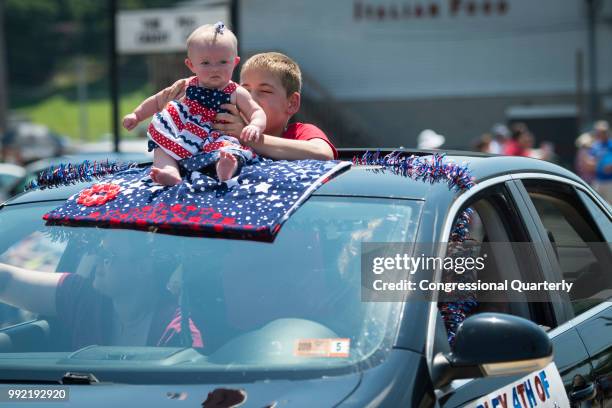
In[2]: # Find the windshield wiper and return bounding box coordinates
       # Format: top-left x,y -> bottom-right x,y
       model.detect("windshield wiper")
0,372 -> 100,385
0,378 -> 60,384
61,372 -> 99,385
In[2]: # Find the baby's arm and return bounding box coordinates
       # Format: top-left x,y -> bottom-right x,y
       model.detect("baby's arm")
234,86 -> 267,142
122,78 -> 189,131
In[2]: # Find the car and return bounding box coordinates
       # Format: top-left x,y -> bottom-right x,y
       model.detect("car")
1,121 -> 70,165
0,148 -> 609,407
0,163 -> 25,203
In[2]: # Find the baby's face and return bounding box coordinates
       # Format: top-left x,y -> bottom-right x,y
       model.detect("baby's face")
186,40 -> 238,89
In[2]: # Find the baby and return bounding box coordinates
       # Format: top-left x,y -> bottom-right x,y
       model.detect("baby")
122,22 -> 266,185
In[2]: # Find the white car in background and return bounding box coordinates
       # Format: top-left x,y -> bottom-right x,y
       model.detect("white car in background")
0,163 -> 25,203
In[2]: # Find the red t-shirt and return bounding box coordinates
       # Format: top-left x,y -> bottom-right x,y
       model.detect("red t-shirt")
282,123 -> 338,159
503,139 -> 528,157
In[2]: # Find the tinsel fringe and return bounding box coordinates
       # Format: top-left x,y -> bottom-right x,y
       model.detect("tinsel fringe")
26,160 -> 139,191
352,150 -> 475,191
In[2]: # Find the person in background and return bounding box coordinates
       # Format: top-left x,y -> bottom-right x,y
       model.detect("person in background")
503,122 -> 532,157
488,123 -> 510,154
574,132 -> 596,185
529,140 -> 556,162
588,120 -> 612,203
473,133 -> 492,153
416,129 -> 445,150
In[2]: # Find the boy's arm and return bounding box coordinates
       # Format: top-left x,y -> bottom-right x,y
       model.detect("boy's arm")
248,135 -> 334,161
215,104 -> 334,160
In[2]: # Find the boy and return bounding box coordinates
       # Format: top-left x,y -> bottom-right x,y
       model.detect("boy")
216,52 -> 337,161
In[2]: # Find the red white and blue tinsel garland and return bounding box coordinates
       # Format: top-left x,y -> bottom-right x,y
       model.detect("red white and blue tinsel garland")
353,150 -> 479,345
352,150 -> 475,191
439,207 -> 480,345
42,159 -> 351,242
26,160 -> 139,191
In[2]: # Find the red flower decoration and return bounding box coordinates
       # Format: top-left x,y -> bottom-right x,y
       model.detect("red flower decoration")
76,183 -> 121,207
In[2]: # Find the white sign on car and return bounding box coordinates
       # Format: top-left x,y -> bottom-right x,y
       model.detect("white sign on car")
464,362 -> 570,408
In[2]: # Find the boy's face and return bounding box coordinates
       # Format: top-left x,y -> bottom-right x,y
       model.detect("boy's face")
185,41 -> 239,89
240,68 -> 298,136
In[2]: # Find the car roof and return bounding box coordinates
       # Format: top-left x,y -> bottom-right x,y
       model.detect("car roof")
2,149 -> 585,206
315,149 -> 585,199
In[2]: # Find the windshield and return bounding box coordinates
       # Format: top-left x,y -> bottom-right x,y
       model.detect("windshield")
0,196 -> 421,380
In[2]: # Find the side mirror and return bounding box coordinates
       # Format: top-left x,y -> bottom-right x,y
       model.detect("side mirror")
432,313 -> 553,388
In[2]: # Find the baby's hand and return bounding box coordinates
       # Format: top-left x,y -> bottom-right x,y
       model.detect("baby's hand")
122,113 -> 139,131
240,125 -> 262,143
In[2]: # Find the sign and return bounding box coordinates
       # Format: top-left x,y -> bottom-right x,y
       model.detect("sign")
353,0 -> 510,21
117,7 -> 229,54
464,362 -> 570,408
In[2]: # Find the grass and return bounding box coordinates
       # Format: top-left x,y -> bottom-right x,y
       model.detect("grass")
11,56 -> 153,142
14,90 -> 151,142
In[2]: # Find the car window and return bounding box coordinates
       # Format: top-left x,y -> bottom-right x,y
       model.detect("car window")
521,180 -> 612,316
0,174 -> 18,190
0,197 -> 421,379
0,204 -> 67,328
438,183 -> 543,345
577,189 -> 612,241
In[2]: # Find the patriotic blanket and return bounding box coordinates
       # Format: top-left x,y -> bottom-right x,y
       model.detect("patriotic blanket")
43,159 -> 351,241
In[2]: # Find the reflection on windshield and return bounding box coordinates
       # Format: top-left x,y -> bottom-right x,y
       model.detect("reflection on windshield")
0,197 -> 421,373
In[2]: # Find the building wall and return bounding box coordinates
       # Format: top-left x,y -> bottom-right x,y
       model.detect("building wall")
343,93 -> 577,145
239,0 -> 612,150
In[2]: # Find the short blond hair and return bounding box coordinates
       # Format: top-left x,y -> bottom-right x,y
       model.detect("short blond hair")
241,52 -> 302,95
186,23 -> 238,56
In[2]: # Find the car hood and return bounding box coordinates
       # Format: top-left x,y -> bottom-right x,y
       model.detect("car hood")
4,375 -> 361,407
0,347 -> 361,407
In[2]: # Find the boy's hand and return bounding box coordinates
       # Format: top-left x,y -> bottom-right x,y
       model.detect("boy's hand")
240,125 -> 262,143
122,113 -> 139,131
215,104 -> 247,137
157,78 -> 189,109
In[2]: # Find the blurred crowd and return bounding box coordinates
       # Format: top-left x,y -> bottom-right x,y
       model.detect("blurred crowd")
470,121 -> 557,161
476,120 -> 611,203
573,120 -> 612,203
417,120 -> 612,204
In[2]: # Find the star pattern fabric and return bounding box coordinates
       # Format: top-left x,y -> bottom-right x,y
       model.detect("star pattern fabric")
43,160 -> 351,242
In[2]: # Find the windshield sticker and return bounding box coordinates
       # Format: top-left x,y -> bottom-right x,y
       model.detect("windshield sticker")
294,338 -> 350,358
463,362 -> 569,408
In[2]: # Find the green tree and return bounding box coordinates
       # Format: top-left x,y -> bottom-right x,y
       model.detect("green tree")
5,0 -> 185,87
5,0 -> 62,85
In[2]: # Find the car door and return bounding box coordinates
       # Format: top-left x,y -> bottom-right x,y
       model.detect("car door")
516,178 -> 612,407
434,178 -> 588,407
